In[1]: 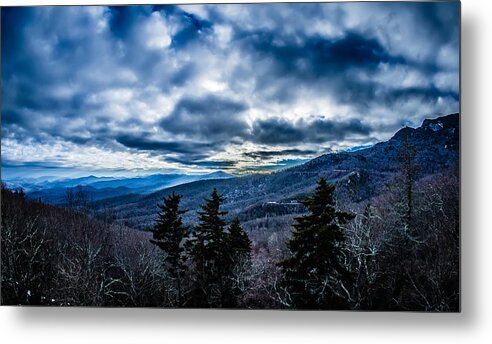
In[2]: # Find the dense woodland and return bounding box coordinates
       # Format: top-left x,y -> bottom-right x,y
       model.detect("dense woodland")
1,146 -> 459,310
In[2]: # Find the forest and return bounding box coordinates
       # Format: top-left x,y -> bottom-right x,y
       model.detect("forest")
1,148 -> 459,310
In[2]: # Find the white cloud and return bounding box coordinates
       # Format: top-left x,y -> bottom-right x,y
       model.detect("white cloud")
2,3 -> 460,176
144,12 -> 172,50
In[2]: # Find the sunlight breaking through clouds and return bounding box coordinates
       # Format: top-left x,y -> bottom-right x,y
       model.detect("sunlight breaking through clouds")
1,3 -> 459,178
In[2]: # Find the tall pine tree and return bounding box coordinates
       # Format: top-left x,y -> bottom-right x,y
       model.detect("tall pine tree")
227,218 -> 252,261
278,177 -> 355,309
150,192 -> 188,306
225,218 -> 252,307
187,188 -> 229,307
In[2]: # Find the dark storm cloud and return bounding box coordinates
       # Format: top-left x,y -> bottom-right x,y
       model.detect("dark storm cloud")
250,117 -> 372,145
237,30 -> 401,78
2,109 -> 26,127
116,134 -> 217,155
107,5 -> 151,39
386,86 -> 459,103
169,62 -> 197,87
250,118 -> 303,145
116,134 -> 236,169
160,95 -> 249,139
233,30 -> 393,105
170,12 -> 213,49
1,159 -> 63,169
408,2 -> 459,47
234,28 -> 454,111
166,157 -> 236,169
243,149 -> 318,160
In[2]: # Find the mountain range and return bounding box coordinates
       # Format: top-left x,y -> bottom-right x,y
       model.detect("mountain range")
91,113 -> 459,230
6,171 -> 235,204
4,113 -> 458,231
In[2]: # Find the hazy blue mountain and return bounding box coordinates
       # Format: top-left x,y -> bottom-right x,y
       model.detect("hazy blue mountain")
87,174 -> 185,190
21,171 -> 236,204
42,175 -> 117,189
4,175 -> 117,193
28,185 -> 134,204
95,113 -> 459,230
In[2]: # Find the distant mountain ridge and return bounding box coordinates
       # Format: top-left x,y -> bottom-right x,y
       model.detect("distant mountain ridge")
96,113 -> 459,230
14,171 -> 236,204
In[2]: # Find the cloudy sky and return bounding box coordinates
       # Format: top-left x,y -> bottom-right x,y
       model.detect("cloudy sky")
1,2 -> 460,179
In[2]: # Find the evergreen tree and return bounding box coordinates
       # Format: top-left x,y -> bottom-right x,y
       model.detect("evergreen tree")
187,188 -> 229,307
227,218 -> 252,260
150,192 -> 188,305
278,177 -> 355,309
225,218 -> 252,307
